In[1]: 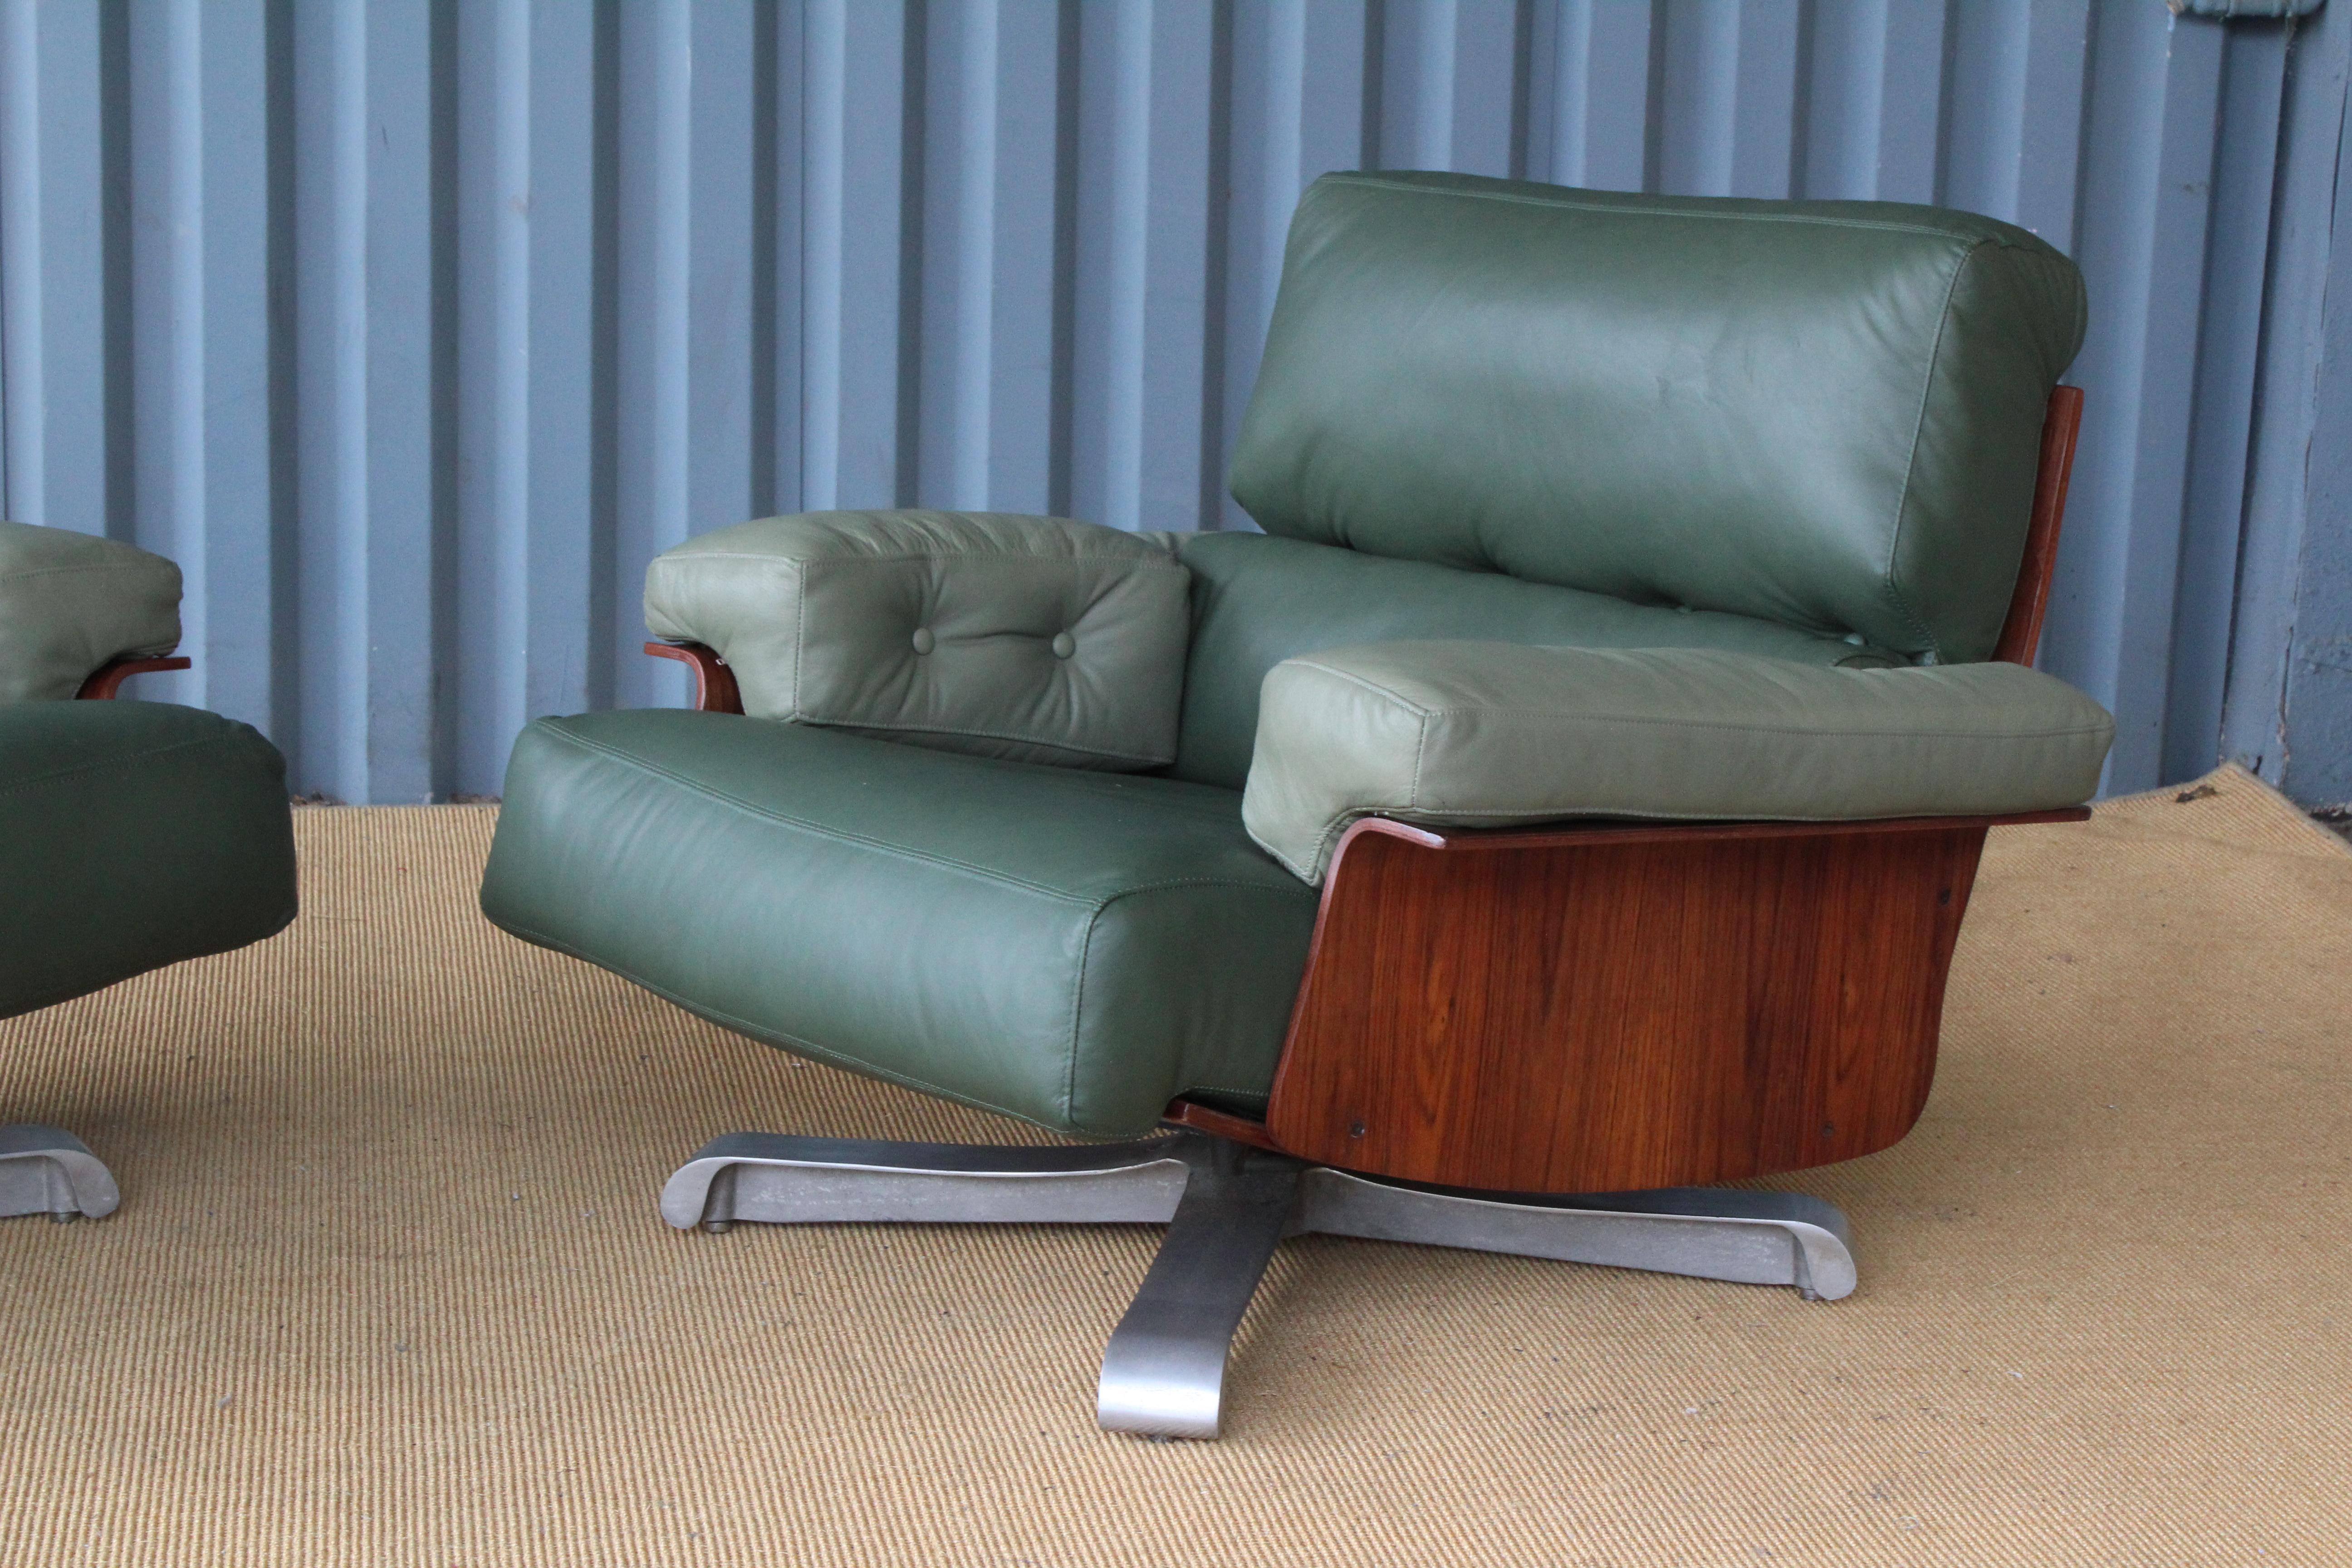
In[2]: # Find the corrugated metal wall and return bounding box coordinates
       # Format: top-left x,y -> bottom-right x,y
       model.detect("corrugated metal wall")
0,0 -> 2343,802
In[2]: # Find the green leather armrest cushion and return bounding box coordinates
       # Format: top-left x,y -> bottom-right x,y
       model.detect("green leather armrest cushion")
1166,529 -> 1907,789
1240,643 -> 2117,883
0,521 -> 182,704
644,511 -> 1192,770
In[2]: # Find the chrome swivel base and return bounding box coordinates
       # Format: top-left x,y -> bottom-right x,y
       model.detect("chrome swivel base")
0,1125 -> 121,1222
660,1130 -> 1854,1440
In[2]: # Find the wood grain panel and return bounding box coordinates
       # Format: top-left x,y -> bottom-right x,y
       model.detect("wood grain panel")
643,640 -> 745,715
75,655 -> 193,700
1161,1098 -> 1287,1152
1259,813 -> 2080,1194
1992,386 -> 2082,666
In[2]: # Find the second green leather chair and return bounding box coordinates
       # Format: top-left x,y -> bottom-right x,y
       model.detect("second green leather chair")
0,522 -> 297,1221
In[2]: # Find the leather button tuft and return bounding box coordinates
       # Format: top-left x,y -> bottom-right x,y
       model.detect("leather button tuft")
1051,632 -> 1075,659
911,627 -> 936,656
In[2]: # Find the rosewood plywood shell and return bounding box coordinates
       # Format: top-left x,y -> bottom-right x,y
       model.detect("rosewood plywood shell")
1992,386 -> 2082,667
1263,817 -> 1999,1194
644,640 -> 745,715
75,655 -> 192,700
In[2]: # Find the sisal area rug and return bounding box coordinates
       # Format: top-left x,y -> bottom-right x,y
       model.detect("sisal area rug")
0,766 -> 2346,1565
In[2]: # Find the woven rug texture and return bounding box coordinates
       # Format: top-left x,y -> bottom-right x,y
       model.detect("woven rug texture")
0,764 -> 2346,1565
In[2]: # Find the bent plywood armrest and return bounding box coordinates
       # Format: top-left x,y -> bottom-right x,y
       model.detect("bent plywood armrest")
1254,805 -> 2087,1192
643,510 -> 1192,769
77,655 -> 193,701
644,639 -> 743,715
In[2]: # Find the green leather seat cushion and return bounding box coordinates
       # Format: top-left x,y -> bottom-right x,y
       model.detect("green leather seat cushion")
1168,531 -> 1904,788
480,710 -> 1319,1137
1241,644 -> 2117,883
0,701 -> 297,1019
0,521 -> 182,703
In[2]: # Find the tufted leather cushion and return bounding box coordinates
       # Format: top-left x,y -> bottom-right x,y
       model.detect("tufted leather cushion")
644,511 -> 1192,770
1228,172 -> 2087,665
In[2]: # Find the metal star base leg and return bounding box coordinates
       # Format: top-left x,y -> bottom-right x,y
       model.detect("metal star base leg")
660,1130 -> 1855,1440
0,1125 -> 120,1222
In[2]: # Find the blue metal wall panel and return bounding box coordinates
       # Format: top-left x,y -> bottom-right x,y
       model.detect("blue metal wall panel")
0,0 -> 2343,803
2259,8 -> 2352,804
2166,21 -> 2285,784
2215,1 -> 2351,808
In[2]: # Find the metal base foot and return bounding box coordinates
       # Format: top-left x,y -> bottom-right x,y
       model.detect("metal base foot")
1296,1169 -> 1856,1303
1095,1139 -> 1300,1438
0,1125 -> 120,1221
660,1131 -> 1855,1439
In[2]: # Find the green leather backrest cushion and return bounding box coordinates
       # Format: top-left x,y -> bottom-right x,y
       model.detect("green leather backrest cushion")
1226,172 -> 2087,666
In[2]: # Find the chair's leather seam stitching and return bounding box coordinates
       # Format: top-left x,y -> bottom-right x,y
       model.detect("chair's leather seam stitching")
791,560 -> 806,714
1066,906 -> 1098,1128
0,563 -> 174,584
807,716 -> 1167,765
1282,660 -> 1440,717
1303,827 -> 1342,882
669,550 -> 1187,569
1325,173 -> 2015,245
1068,877 -> 1314,1129
1880,240 -> 1979,660
535,724 -> 1286,906
1092,875 -> 1312,902
491,917 -> 1068,1132
0,732 -> 246,800
533,725 -> 1103,905
1408,706 -> 1431,809
1380,712 -> 2112,740
1282,658 -> 2110,740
